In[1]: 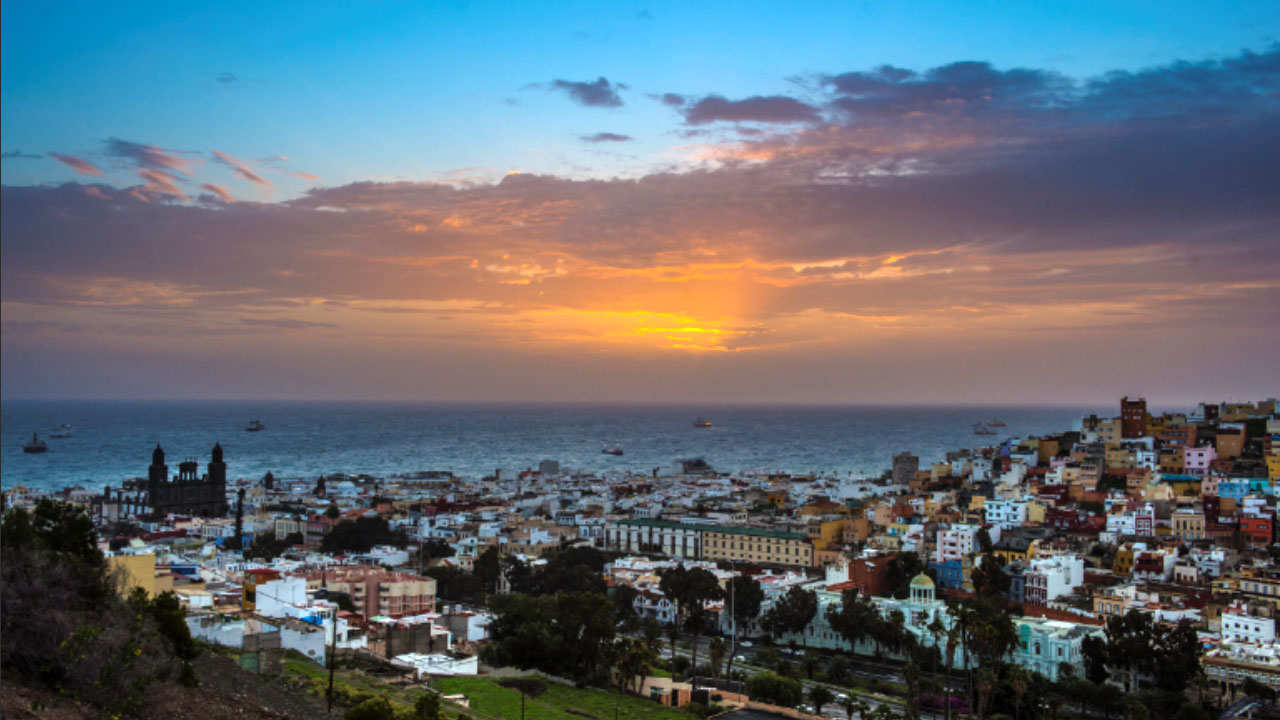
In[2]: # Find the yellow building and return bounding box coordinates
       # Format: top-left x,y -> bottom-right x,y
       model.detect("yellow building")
807,519 -> 846,549
1171,511 -> 1204,540
701,526 -> 814,567
274,515 -> 305,538
107,553 -> 173,598
1097,418 -> 1121,446
1113,546 -> 1135,574
1267,455 -> 1280,482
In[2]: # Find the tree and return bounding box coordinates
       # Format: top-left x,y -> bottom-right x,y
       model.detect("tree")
229,487 -> 246,550
473,546 -> 501,593
768,586 -> 819,651
1008,665 -> 1031,720
345,697 -> 394,720
414,691 -> 441,720
321,516 -> 403,554
976,666 -> 997,720
886,552 -> 927,599
610,584 -> 640,632
801,652 -> 821,681
827,655 -> 851,685
971,553 -> 1011,602
726,573 -> 765,678
827,589 -> 879,661
746,671 -> 803,707
709,636 -> 727,679
809,685 -> 835,715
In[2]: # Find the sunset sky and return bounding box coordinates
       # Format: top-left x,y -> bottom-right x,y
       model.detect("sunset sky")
2,2 -> 1277,404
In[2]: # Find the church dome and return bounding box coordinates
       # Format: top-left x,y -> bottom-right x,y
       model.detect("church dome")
910,572 -> 935,589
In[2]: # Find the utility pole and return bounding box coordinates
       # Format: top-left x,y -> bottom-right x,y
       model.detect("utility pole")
326,607 -> 338,713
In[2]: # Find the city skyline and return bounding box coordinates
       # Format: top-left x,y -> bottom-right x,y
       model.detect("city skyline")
2,2 -> 1277,404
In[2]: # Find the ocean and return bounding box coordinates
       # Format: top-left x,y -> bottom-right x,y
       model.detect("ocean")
1,401 -> 1102,493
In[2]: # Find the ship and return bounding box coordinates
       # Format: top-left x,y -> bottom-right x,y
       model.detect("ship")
973,423 -> 996,436
49,424 -> 73,439
602,443 -> 624,456
246,419 -> 266,432
987,419 -> 1007,427
22,433 -> 48,453
693,417 -> 712,428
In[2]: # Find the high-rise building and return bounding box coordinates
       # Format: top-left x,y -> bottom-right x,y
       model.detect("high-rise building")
892,451 -> 919,486
1120,396 -> 1148,439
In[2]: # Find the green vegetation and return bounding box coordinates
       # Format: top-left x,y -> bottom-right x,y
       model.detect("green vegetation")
434,676 -> 691,720
1,499 -> 201,716
322,516 -> 406,553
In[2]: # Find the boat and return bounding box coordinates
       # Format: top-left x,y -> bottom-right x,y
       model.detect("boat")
49,424 -> 73,439
973,423 -> 996,436
602,443 -> 624,456
693,417 -> 712,428
987,419 -> 1007,427
22,433 -> 48,453
246,419 -> 265,432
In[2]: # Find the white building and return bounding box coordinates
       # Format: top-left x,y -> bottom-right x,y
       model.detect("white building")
1023,555 -> 1084,605
935,524 -> 983,563
984,499 -> 1029,531
1222,605 -> 1277,644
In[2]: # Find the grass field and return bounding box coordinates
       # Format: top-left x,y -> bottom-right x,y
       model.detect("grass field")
434,676 -> 693,720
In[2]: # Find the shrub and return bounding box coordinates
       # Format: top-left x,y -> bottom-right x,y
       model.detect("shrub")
345,697 -> 395,720
497,677 -> 548,697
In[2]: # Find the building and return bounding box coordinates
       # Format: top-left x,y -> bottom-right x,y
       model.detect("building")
151,444 -> 229,518
1012,616 -> 1103,682
701,526 -> 813,567
605,519 -> 703,559
304,566 -> 436,618
935,524 -> 983,563
1121,397 -> 1148,439
1221,604 -> 1277,644
893,452 -> 920,486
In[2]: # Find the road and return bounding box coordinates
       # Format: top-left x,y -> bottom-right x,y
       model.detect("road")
654,634 -> 952,719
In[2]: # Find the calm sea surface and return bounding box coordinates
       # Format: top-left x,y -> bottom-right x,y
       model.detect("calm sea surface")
1,402 -> 1102,493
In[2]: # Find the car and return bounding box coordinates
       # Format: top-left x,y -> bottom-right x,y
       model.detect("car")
734,654 -> 747,662
740,641 -> 753,647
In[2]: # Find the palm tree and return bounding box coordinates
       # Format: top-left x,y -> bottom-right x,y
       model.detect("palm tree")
666,621 -> 681,667
904,661 -> 922,720
942,622 -> 962,720
709,636 -> 727,679
1009,665 -> 1031,720
809,686 -> 835,716
976,667 -> 997,720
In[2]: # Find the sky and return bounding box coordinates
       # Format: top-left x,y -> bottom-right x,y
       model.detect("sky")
2,1 -> 1278,404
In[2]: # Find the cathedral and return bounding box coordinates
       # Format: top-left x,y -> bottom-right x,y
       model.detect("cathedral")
145,443 -> 230,518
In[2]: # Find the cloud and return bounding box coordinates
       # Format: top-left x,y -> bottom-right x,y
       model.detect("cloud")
216,72 -> 238,84
212,150 -> 272,187
2,47 -> 1278,401
238,317 -> 336,330
104,138 -> 194,174
547,77 -> 627,108
3,150 -> 43,160
657,93 -> 686,107
138,169 -> 187,199
681,95 -> 822,125
48,153 -> 104,176
580,132 -> 633,143
200,183 -> 236,203
259,154 -> 320,182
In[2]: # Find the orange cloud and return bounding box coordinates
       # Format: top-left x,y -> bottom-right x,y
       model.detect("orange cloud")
49,153 -> 104,176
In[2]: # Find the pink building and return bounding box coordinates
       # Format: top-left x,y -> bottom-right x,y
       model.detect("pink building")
1186,445 -> 1217,477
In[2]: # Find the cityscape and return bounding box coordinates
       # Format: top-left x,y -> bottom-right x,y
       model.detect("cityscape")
3,2 -> 1279,720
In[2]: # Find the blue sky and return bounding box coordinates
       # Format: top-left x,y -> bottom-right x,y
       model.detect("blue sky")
2,1 -> 1278,403
3,1 -> 1276,195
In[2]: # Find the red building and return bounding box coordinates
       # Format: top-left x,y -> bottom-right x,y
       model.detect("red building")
1241,516 -> 1275,545
844,554 -> 893,597
1121,396 -> 1148,439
